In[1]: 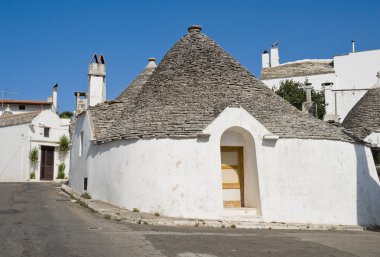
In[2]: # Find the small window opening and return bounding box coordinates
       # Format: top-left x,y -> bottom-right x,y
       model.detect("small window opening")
19,105 -> 25,110
371,147 -> 380,179
44,127 -> 50,138
84,177 -> 88,191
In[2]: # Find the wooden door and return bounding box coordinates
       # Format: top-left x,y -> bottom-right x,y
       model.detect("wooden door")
40,146 -> 55,180
221,146 -> 244,208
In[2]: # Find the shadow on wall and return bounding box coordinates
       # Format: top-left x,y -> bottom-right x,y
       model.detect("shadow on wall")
355,144 -> 380,226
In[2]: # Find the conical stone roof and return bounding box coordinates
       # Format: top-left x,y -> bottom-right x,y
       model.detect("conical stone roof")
342,74 -> 380,139
89,26 -> 356,144
115,58 -> 157,103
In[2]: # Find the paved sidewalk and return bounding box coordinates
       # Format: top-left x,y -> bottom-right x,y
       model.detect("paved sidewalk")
62,184 -> 367,231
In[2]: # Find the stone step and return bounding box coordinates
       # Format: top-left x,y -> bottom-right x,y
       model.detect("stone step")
223,208 -> 262,221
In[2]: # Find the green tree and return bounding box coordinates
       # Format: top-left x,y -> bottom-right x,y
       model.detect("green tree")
274,80 -> 325,119
59,111 -> 73,119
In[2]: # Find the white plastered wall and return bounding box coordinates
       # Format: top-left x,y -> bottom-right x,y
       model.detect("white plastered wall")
69,107 -> 380,225
0,124 -> 30,181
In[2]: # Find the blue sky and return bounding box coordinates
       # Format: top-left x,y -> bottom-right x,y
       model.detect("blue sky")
1,0 -> 379,112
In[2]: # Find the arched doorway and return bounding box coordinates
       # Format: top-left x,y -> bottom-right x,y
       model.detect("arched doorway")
220,127 -> 261,215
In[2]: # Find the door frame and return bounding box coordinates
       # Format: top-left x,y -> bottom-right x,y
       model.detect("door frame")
221,146 -> 244,207
40,145 -> 55,181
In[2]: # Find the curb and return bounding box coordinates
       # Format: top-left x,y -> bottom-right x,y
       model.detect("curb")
61,184 -> 366,231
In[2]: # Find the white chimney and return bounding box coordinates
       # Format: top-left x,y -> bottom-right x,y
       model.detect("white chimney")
270,44 -> 279,67
146,57 -> 157,68
52,84 -> 58,113
305,83 -> 312,103
87,53 -> 106,107
372,71 -> 380,89
262,50 -> 270,68
351,40 -> 356,53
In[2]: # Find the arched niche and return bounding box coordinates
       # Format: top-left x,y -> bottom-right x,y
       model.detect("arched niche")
220,126 -> 262,215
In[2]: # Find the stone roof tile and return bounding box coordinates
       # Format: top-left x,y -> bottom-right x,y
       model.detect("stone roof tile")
261,60 -> 334,80
342,86 -> 380,139
0,111 -> 41,128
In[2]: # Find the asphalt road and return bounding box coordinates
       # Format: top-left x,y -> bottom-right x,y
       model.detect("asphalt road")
0,183 -> 379,257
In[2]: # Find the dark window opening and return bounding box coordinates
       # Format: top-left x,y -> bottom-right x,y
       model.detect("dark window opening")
19,105 -> 25,110
370,147 -> 380,179
44,127 -> 50,138
84,177 -> 88,191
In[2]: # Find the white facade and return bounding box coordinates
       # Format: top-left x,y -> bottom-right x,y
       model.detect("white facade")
70,107 -> 380,226
261,49 -> 380,122
0,111 -> 70,182
0,103 -> 51,116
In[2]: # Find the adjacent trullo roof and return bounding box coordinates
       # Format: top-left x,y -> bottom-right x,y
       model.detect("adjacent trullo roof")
261,59 -> 334,80
0,111 -> 41,128
115,58 -> 157,102
342,72 -> 380,139
88,25 -> 356,144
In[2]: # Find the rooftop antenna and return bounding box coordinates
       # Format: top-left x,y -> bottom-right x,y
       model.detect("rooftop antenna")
0,90 -> 18,108
272,40 -> 279,48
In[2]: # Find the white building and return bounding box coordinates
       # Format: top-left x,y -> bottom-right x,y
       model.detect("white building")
69,26 -> 380,226
260,44 -> 380,122
0,84 -> 59,116
0,110 -> 70,182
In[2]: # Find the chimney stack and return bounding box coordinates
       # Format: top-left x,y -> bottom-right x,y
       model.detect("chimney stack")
351,40 -> 356,53
270,42 -> 280,67
52,84 -> 58,113
305,80 -> 312,103
302,80 -> 317,117
262,50 -> 270,68
146,57 -> 157,68
87,53 -> 106,107
74,92 -> 87,115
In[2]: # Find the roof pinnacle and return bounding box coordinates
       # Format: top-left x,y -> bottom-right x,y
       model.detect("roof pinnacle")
188,25 -> 202,33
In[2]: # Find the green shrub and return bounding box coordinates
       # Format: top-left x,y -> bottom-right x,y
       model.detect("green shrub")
30,172 -> 35,179
29,147 -> 39,164
58,135 -> 70,154
59,111 -> 73,119
57,163 -> 65,179
81,192 -> 91,199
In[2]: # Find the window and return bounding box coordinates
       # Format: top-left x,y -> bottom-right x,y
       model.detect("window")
43,127 -> 50,138
84,177 -> 88,191
19,105 -> 25,110
79,131 -> 84,156
371,147 -> 380,179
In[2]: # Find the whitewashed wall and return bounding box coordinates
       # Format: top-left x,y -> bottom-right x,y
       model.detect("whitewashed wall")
70,107 -> 380,225
334,50 -> 380,91
0,124 -> 30,181
0,104 -> 51,116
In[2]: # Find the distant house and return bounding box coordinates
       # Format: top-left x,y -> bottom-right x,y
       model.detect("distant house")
69,26 -> 380,226
0,86 -> 70,182
0,84 -> 58,115
260,44 -> 380,122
